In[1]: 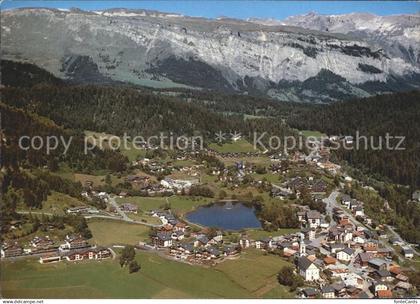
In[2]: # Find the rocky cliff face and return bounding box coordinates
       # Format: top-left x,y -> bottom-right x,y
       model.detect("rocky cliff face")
2,8 -> 419,102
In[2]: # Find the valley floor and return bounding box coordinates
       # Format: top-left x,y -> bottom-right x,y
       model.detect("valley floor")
1,249 -> 293,299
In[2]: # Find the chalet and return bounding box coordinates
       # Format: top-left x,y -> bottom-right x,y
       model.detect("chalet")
298,256 -> 320,281
346,286 -> 361,298
213,231 -> 223,243
271,188 -> 292,200
65,247 -> 111,261
354,206 -> 364,217
30,236 -> 54,249
118,191 -> 128,197
154,232 -> 173,248
1,242 -> 23,258
331,282 -> 347,297
368,258 -> 388,271
321,285 -> 335,298
376,290 -> 393,299
171,230 -> 185,241
341,195 -> 351,207
194,235 -> 209,247
336,247 -> 354,262
356,252 -> 375,267
174,222 -> 187,232
301,288 -> 318,299
374,269 -> 393,282
389,237 -> 404,246
206,247 -> 220,259
239,237 -> 250,248
394,281 -> 412,292
119,203 -> 138,213
363,241 -> 378,253
342,273 -> 364,289
67,206 -> 92,214
372,281 -> 388,295
255,238 -> 273,250
178,243 -> 194,255
396,274 -> 409,282
329,243 -> 346,254
311,179 -> 327,194
297,211 -> 306,222
306,210 -> 322,229
353,234 -> 366,244
376,247 -> 393,259
401,246 -> 414,259
60,235 -> 88,250
223,245 -> 239,256
412,190 -> 420,202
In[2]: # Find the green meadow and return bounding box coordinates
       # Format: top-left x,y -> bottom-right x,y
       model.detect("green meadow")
0,249 -> 294,299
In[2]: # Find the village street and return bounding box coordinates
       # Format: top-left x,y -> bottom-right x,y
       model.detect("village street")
324,191 -> 399,261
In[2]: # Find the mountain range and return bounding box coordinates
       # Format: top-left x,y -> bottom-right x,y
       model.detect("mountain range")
2,8 -> 419,102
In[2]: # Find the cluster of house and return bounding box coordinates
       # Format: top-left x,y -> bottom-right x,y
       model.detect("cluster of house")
147,212 -> 239,265
340,195 -> 367,220
236,205 -> 415,299
207,150 -> 261,158
167,230 -> 239,265
66,205 -> 99,215
41,234 -> 111,264
119,203 -> 138,213
1,234 -> 112,264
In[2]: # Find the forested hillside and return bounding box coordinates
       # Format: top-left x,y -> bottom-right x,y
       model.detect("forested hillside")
1,102 -> 127,173
288,91 -> 420,188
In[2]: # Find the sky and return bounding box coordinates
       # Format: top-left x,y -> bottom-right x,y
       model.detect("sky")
1,1 -> 419,20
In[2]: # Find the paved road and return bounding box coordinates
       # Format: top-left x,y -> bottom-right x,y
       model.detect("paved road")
18,199 -> 163,228
107,195 -> 163,227
325,191 -> 399,260
323,190 -> 340,224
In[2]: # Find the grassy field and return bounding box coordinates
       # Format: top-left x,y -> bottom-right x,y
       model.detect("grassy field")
1,249 -> 295,299
1,252 -> 249,298
209,139 -> 256,153
215,249 -> 294,297
17,191 -> 85,216
126,212 -> 162,225
88,219 -> 150,246
117,196 -> 212,214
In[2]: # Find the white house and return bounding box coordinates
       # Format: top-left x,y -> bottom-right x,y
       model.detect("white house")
341,273 -> 364,289
306,210 -> 322,229
336,247 -> 354,262
402,246 -> 414,259
298,256 -> 320,281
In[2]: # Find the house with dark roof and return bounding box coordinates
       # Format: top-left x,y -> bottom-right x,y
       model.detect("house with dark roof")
336,247 -> 354,262
154,232 -> 173,248
374,269 -> 393,282
301,288 -> 318,299
401,246 -> 414,259
298,256 -> 320,281
306,210 -> 322,229
321,285 -> 335,298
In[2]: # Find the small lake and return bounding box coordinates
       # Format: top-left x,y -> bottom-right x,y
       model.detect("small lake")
186,202 -> 261,230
